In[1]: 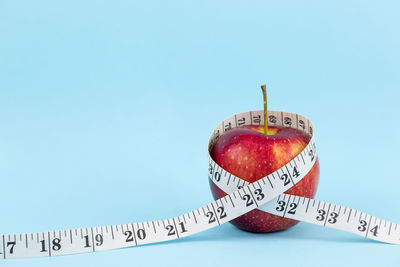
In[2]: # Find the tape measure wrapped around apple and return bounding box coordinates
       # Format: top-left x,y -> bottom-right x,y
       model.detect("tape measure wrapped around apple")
1,85 -> 399,260
208,84 -> 319,233
206,85 -> 398,242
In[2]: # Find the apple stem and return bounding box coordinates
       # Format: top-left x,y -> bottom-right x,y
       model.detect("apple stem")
261,84 -> 270,135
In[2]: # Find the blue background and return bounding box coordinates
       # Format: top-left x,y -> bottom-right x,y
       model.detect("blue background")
1,0 -> 399,266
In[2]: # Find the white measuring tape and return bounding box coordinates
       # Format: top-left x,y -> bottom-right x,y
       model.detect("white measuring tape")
1,110 -> 399,259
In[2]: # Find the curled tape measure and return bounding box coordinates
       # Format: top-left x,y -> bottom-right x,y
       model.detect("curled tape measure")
1,110 -> 398,259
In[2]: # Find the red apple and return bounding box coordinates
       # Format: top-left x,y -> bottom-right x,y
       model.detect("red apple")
209,124 -> 320,233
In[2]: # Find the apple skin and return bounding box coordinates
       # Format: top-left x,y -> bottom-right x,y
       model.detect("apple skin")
210,125 -> 320,233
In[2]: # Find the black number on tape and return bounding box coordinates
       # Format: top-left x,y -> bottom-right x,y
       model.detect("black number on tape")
316,209 -> 326,221
166,225 -> 176,236
253,115 -> 261,124
40,240 -> 47,252
299,120 -> 305,130
328,212 -> 339,224
254,189 -> 264,201
276,200 -> 286,212
309,149 -> 315,161
242,194 -> 254,207
95,234 -> 103,246
7,241 -> 16,254
358,220 -> 367,232
292,166 -> 300,178
214,171 -> 221,182
137,229 -> 146,240
280,174 -> 290,186
370,225 -> 378,237
52,238 -> 61,251
224,122 -> 232,132
269,115 -> 277,123
284,117 -> 292,126
124,230 -> 134,242
206,211 -> 216,224
208,164 -> 213,175
217,206 -> 227,219
179,222 -> 188,233
214,130 -> 220,141
287,203 -> 297,215
83,235 -> 90,248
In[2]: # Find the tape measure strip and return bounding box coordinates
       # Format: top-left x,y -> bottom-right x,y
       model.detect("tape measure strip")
210,178 -> 400,245
0,110 -> 396,259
